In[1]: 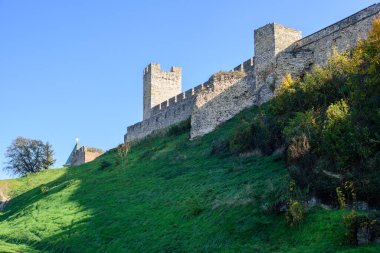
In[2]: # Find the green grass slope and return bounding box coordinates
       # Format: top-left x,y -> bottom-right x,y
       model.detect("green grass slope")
0,108 -> 379,252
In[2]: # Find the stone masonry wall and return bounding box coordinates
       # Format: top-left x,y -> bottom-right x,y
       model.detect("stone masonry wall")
255,4 -> 380,105
190,71 -> 255,138
254,49 -> 315,104
125,4 -> 380,143
125,83 -> 208,142
294,5 -> 380,66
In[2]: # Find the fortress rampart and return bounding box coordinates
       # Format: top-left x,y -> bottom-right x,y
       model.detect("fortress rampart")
125,4 -> 380,143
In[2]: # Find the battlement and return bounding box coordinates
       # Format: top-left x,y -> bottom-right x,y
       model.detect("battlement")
143,63 -> 182,120
296,4 -> 380,49
143,63 -> 181,75
125,4 -> 380,142
147,71 -> 246,119
233,57 -> 255,72
291,3 -> 380,66
149,84 -> 203,116
125,70 -> 246,142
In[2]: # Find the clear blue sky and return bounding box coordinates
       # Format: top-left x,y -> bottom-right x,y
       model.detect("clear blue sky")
0,0 -> 377,179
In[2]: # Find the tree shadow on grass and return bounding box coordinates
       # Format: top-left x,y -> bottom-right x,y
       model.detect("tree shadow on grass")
0,120 -> 290,253
0,174 -> 77,222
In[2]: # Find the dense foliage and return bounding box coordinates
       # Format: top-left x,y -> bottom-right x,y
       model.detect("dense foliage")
230,19 -> 380,206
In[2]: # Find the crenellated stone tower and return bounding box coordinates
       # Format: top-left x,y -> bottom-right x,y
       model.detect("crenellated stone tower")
143,63 -> 182,119
253,23 -> 303,93
254,23 -> 302,66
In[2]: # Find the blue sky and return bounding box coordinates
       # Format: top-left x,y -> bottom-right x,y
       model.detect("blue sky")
0,0 -> 377,179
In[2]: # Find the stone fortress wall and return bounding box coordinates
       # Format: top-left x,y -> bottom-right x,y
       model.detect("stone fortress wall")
125,4 -> 380,143
126,66 -> 207,142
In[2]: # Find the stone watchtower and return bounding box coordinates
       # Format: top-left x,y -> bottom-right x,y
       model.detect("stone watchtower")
254,23 -> 302,66
143,63 -> 182,119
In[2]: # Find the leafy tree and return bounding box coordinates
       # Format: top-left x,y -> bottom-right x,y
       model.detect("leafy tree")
4,137 -> 56,176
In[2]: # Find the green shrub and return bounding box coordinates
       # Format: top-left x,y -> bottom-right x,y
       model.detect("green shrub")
210,138 -> 230,156
343,211 -> 359,245
251,115 -> 282,155
229,19 -> 380,206
321,100 -> 360,171
285,199 -> 305,227
168,118 -> 191,136
337,181 -> 359,245
283,109 -> 319,143
340,211 -> 380,246
99,160 -> 112,170
229,113 -> 283,156
365,151 -> 380,205
285,180 -> 306,227
229,122 -> 254,154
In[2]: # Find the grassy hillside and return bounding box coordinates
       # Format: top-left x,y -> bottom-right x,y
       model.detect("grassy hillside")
1,19 -> 380,253
0,107 -> 379,252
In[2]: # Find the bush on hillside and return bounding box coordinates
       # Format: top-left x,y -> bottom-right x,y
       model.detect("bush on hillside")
285,199 -> 305,227
228,18 -> 380,206
99,160 -> 112,170
210,138 -> 230,156
168,118 -> 191,136
285,180 -> 306,227
229,121 -> 254,154
283,109 -> 319,144
229,112 -> 283,155
282,110 -> 320,188
336,181 -> 380,245
286,136 -> 315,189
